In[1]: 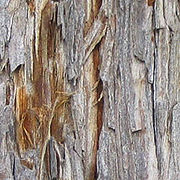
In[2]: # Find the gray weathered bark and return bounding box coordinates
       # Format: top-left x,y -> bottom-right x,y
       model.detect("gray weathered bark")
0,0 -> 180,179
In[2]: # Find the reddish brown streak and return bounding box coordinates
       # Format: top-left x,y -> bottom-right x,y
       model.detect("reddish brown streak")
148,0 -> 155,6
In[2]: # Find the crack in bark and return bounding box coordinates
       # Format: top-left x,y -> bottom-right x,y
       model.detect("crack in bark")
152,5 -> 160,177
12,154 -> 16,180
151,82 -> 158,167
151,7 -> 160,176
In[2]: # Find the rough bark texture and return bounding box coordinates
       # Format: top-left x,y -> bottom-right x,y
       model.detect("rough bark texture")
0,0 -> 180,180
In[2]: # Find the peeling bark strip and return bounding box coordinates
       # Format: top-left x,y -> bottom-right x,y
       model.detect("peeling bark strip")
0,0 -> 180,179
83,10 -> 107,64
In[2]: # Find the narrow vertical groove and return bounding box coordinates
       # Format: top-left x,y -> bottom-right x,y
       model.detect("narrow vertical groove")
96,79 -> 103,149
152,6 -> 160,177
152,81 -> 158,168
93,43 -> 104,180
12,155 -> 16,180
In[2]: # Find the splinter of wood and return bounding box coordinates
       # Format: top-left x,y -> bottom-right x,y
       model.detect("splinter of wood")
93,91 -> 103,106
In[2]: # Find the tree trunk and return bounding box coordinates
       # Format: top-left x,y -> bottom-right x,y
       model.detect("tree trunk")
0,0 -> 180,179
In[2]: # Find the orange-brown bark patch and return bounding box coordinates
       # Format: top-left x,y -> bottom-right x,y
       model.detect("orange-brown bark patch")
148,0 -> 155,6
20,159 -> 34,170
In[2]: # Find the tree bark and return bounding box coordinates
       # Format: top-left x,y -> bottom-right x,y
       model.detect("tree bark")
0,0 -> 180,179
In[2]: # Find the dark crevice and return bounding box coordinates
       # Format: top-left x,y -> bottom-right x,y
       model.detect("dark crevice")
92,41 -> 104,180
176,0 -> 180,22
55,151 -> 60,179
96,79 -> 104,150
151,50 -> 158,170
12,64 -> 23,74
12,154 -> 16,180
73,146 -> 83,159
152,6 -> 160,177
151,82 -> 158,164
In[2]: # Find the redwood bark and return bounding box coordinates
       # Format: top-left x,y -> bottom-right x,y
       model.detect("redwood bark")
0,0 -> 180,180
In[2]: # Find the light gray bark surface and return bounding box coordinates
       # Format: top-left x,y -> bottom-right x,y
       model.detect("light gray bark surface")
0,0 -> 180,180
